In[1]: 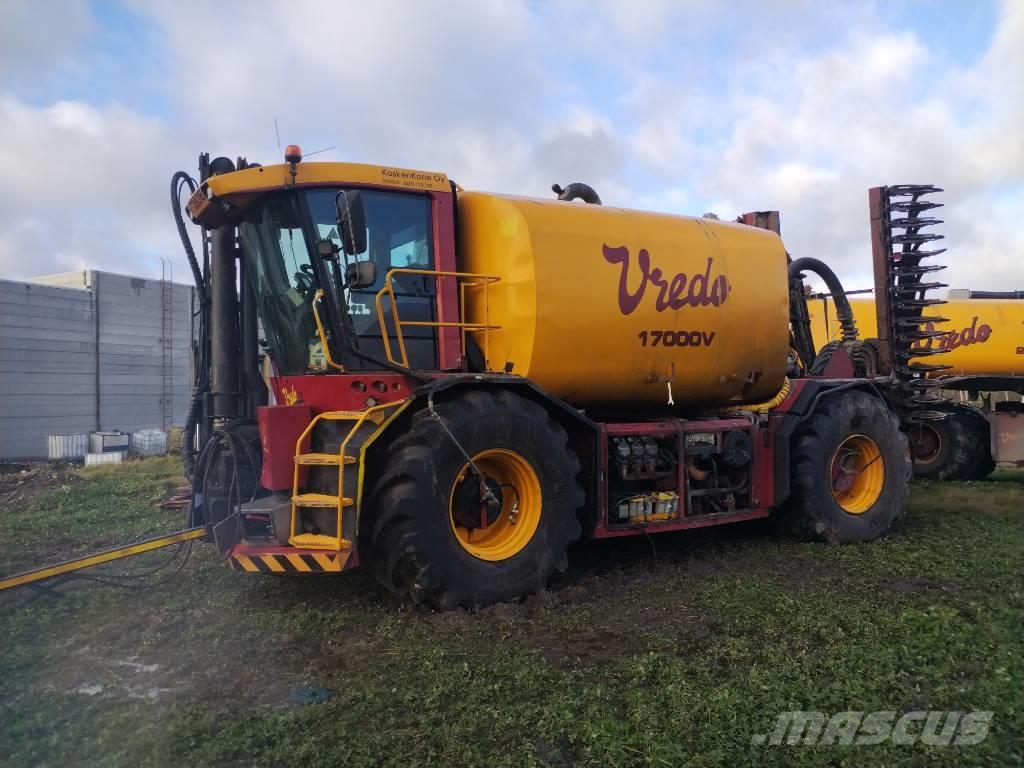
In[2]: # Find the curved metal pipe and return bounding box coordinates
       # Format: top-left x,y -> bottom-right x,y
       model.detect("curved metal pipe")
551,182 -> 602,205
685,458 -> 707,482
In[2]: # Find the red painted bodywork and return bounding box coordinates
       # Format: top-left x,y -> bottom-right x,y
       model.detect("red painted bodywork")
737,210 -> 781,235
271,373 -> 413,412
262,373 -> 417,493
431,191 -> 462,370
592,507 -> 770,538
258,404 -> 313,491
820,347 -> 855,378
868,187 -> 895,374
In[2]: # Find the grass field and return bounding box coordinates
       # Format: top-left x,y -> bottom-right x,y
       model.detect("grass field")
1,457 -> 1021,767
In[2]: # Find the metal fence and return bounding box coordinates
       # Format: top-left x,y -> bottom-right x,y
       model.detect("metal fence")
0,270 -> 195,460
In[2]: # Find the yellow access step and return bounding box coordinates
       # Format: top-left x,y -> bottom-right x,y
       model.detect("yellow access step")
294,453 -> 356,466
293,493 -> 354,508
290,533 -> 351,550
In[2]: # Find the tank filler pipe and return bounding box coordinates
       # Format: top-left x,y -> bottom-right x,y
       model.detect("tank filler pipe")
551,183 -> 602,205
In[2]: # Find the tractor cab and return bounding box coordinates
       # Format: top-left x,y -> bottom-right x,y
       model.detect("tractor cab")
187,149 -> 470,381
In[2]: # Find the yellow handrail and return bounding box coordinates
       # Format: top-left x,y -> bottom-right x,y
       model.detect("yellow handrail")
374,268 -> 501,368
311,289 -> 346,372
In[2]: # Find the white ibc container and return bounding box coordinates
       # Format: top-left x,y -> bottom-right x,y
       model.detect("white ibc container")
48,434 -> 89,460
131,429 -> 168,457
90,431 -> 130,454
85,451 -> 126,466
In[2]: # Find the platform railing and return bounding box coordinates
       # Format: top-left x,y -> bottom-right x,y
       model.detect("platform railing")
374,268 -> 501,369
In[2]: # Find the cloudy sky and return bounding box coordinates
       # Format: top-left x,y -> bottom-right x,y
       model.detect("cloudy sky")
1,0 -> 1021,293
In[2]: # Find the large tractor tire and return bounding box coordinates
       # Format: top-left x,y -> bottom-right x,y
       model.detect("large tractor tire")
361,389 -> 584,609
959,408 -> 995,480
907,404 -> 992,481
782,390 -> 910,543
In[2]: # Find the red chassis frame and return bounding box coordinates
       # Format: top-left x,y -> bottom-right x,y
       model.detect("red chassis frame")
591,417 -> 773,539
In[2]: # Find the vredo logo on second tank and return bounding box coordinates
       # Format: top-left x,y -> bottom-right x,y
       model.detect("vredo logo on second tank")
912,316 -> 993,352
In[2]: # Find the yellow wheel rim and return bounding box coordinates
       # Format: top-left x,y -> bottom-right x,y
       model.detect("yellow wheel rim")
448,449 -> 542,561
830,434 -> 885,514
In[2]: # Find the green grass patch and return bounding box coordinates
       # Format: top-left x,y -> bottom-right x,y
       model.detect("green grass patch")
1,461 -> 1021,767
0,457 -> 184,574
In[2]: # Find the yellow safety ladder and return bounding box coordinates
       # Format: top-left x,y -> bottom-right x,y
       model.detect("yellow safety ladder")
289,402 -> 405,551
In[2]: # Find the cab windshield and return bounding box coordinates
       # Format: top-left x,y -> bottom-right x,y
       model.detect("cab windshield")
239,194 -> 323,375
239,188 -> 437,376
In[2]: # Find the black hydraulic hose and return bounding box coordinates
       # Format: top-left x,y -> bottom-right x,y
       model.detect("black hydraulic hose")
789,257 -> 858,343
789,279 -> 817,373
185,291 -> 211,481
181,389 -> 203,480
172,170 -> 210,480
171,171 -> 207,304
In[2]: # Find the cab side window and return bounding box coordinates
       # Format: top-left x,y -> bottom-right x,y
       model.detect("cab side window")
306,189 -> 437,369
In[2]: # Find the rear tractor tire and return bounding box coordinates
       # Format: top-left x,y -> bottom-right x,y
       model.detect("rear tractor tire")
908,404 -> 993,481
783,390 -> 910,543
361,389 -> 584,609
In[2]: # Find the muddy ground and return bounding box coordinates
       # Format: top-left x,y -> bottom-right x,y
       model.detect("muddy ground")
1,459 -> 1022,767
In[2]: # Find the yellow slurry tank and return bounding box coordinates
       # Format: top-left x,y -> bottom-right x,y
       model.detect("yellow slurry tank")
457,192 -> 790,408
810,295 -> 1024,377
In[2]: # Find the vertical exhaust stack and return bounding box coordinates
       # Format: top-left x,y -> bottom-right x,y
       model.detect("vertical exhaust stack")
869,185 -> 951,419
206,156 -> 241,421
209,225 -> 240,419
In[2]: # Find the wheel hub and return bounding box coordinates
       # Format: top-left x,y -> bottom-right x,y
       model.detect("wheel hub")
448,449 -> 542,561
830,434 -> 885,515
908,422 -> 942,464
450,474 -> 504,530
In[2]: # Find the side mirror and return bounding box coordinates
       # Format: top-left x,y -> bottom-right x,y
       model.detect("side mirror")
315,239 -> 339,260
346,260 -> 377,289
335,190 -> 367,256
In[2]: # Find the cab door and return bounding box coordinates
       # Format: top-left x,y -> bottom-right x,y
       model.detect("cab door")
305,188 -> 440,371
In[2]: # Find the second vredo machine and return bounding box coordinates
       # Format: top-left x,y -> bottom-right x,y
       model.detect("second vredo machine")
812,290 -> 1023,481
173,147 -> 951,608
